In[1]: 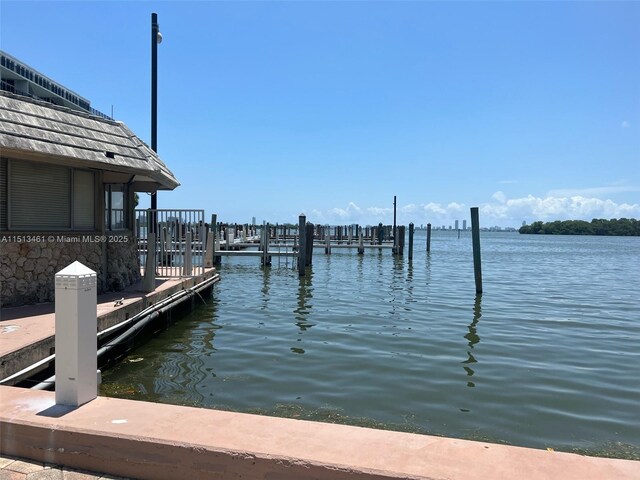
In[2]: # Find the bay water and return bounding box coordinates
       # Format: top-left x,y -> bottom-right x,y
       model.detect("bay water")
100,231 -> 640,458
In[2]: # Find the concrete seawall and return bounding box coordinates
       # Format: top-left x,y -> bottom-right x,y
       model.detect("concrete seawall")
1,386 -> 638,480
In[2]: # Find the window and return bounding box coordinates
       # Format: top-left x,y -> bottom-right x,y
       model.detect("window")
1,159 -> 95,231
105,184 -> 127,230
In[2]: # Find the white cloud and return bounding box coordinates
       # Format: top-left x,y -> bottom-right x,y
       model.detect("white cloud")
366,206 -> 392,216
548,185 -> 640,197
621,121 -> 630,128
306,193 -> 640,227
423,202 -> 447,215
401,203 -> 418,213
329,201 -> 362,219
481,194 -> 640,224
492,191 -> 507,203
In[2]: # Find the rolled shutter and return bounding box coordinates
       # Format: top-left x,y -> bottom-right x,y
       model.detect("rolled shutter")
73,170 -> 95,229
0,158 -> 7,230
10,159 -> 70,229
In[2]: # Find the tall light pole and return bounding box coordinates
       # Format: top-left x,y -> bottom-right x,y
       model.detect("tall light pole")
150,12 -> 162,213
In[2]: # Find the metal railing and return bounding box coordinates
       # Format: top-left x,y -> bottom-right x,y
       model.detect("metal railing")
136,209 -> 206,278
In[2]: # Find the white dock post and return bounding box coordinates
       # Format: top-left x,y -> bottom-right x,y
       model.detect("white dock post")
226,228 -> 231,251
143,232 -> 156,292
199,223 -> 206,262
205,227 -> 214,268
55,261 -> 98,407
184,231 -> 193,276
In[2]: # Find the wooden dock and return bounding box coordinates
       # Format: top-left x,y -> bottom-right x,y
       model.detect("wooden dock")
202,216 -> 407,276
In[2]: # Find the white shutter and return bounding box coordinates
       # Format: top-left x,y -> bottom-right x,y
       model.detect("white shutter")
10,160 -> 70,229
73,170 -> 95,229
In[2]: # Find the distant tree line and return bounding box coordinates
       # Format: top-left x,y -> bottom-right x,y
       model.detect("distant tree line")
519,218 -> 640,236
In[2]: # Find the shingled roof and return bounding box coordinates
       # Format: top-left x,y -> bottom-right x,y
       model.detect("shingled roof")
0,92 -> 179,190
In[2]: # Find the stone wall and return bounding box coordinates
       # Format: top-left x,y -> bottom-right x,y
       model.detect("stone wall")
0,234 -> 140,307
106,236 -> 141,291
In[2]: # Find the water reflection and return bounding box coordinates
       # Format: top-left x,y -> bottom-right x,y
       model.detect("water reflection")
261,264 -> 272,310
154,336 -> 208,405
294,270 -> 314,332
388,256 -> 405,316
462,295 -> 482,388
424,252 -> 431,286
406,259 -> 414,305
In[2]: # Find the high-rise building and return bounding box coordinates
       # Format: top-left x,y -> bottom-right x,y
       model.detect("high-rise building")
0,50 -> 110,119
463,219 -> 467,231
455,220 -> 459,230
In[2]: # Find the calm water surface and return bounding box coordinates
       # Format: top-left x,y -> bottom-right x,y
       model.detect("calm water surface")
101,232 -> 640,458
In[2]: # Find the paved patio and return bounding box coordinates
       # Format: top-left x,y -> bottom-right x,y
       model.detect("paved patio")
0,454 -> 128,479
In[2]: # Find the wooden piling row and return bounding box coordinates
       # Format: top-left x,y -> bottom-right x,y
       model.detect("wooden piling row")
208,208 -> 483,294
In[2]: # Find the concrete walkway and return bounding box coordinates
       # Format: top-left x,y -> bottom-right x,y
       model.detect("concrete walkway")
0,453 -> 128,479
2,386 -> 639,480
0,269 -> 218,381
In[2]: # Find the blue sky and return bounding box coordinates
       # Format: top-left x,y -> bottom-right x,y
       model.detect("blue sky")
1,1 -> 638,227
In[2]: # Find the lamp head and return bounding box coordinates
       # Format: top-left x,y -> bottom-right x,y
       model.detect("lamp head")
157,31 -> 163,44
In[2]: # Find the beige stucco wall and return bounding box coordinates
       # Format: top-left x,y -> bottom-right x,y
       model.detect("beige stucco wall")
0,233 -> 140,307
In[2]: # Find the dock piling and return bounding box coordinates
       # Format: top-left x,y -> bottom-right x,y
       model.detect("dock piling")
471,207 -> 483,294
393,196 -> 397,253
212,214 -> 221,264
408,223 -> 414,260
298,214 -> 306,276
426,223 -> 431,252
306,222 -> 314,266
205,227 -> 214,268
262,221 -> 271,266
325,225 -> 331,254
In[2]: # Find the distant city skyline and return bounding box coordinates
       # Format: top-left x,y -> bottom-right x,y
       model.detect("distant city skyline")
1,1 -> 638,228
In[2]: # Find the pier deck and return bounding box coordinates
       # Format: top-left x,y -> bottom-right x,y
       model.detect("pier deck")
0,268 -> 219,382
